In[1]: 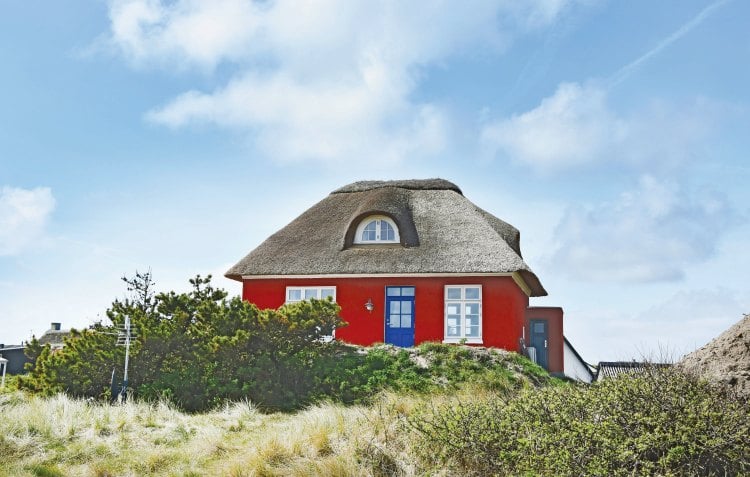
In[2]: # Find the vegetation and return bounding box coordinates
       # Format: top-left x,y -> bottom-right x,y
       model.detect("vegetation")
7,272 -> 748,475
20,273 -> 344,411
2,366 -> 748,476
409,366 -> 750,476
18,272 -> 550,412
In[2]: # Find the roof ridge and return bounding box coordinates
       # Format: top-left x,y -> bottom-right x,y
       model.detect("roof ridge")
332,178 -> 462,195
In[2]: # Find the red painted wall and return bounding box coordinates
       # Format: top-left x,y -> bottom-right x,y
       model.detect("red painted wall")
525,307 -> 564,374
242,276 -> 530,352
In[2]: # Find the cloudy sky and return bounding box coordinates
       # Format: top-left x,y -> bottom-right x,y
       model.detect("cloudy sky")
2,0 -> 748,363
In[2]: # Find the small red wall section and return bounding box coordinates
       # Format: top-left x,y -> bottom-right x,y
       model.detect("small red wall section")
525,307 -> 564,374
242,276 -> 530,352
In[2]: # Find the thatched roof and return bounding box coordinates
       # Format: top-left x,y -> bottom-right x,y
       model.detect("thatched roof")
680,314 -> 750,398
226,179 -> 547,296
38,330 -> 69,347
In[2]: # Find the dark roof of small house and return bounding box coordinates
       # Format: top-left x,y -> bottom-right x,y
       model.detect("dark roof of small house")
0,344 -> 24,351
226,178 -> 547,296
595,361 -> 671,381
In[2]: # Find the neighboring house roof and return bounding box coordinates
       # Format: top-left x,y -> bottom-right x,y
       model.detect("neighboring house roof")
38,330 -> 70,348
0,345 -> 24,351
595,361 -> 670,381
226,179 -> 547,296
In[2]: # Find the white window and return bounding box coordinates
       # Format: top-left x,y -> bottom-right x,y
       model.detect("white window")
353,215 -> 400,244
286,286 -> 336,303
444,285 -> 482,344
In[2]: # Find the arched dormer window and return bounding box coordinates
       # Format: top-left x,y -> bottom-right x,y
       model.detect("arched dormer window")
354,215 -> 400,244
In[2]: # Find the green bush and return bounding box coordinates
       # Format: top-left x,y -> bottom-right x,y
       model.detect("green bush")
409,366 -> 750,476
20,274 -> 346,412
19,272 -> 555,413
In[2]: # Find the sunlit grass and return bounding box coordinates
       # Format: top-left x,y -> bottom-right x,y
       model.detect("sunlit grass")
0,390 -> 423,477
0,347 -> 554,476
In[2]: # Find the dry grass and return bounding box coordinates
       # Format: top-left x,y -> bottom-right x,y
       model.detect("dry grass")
0,390 -> 433,477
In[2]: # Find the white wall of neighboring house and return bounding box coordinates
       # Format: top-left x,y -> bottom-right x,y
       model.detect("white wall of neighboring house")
564,338 -> 593,383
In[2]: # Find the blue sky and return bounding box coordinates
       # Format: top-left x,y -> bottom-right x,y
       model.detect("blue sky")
1,0 -> 748,363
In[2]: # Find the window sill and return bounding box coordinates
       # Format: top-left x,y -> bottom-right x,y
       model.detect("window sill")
442,338 -> 483,345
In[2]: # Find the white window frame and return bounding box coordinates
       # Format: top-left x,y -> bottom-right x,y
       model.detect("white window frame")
443,285 -> 483,344
285,286 -> 337,303
353,215 -> 400,244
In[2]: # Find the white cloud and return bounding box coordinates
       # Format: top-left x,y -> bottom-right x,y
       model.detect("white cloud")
481,82 -> 717,172
482,82 -> 623,170
108,0 -> 263,70
106,0 -> 581,164
0,186 -> 56,256
547,175 -> 735,282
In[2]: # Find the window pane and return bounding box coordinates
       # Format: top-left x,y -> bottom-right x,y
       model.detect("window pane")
447,305 -> 460,315
466,303 -> 479,315
401,301 -> 412,314
465,287 -> 480,300
381,221 -> 395,241
362,221 -> 377,241
446,315 -> 460,336
534,322 -> 545,333
387,287 -> 401,296
466,326 -> 480,337
288,289 -> 301,301
401,314 -> 412,328
401,287 -> 415,296
446,288 -> 461,299
389,314 -> 401,328
304,289 -> 318,300
390,301 -> 401,314
320,288 -> 335,300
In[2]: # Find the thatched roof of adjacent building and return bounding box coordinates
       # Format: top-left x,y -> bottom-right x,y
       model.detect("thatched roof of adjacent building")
226,179 -> 547,296
680,314 -> 750,398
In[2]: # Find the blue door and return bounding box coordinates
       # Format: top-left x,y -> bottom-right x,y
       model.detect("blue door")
529,319 -> 549,370
385,286 -> 415,347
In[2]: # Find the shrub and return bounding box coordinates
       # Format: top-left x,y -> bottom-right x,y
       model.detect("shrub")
20,274 -> 346,412
19,272 -> 556,413
409,366 -> 750,476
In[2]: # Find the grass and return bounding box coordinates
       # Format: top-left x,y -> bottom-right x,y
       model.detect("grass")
0,389 -> 427,477
1,344 -> 543,477
4,353 -> 745,476
0,386 -> 531,476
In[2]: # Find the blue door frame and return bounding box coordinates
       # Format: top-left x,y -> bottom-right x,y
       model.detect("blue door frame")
384,286 -> 415,347
529,319 -> 549,370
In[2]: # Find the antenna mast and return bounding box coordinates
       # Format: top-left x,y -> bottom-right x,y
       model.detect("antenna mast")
116,315 -> 136,402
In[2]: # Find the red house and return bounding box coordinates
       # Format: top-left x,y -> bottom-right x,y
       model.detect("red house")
226,179 -> 564,373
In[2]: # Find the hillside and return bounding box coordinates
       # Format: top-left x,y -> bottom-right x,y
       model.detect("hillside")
680,313 -> 750,398
0,345 -> 550,477
2,344 -> 749,476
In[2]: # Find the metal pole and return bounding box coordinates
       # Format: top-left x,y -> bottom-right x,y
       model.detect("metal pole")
122,315 -> 131,401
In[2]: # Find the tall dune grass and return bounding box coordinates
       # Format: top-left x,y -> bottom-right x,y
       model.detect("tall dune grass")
0,389 -> 426,477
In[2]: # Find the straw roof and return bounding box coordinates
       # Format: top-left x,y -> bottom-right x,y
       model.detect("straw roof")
226,179 -> 547,296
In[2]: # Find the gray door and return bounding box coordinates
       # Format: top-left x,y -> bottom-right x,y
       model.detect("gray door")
529,319 -> 548,370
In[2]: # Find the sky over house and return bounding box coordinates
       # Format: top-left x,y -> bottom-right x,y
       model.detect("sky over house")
1,0 -> 748,363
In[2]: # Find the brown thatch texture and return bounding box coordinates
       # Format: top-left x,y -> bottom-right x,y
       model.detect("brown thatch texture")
226,179 -> 546,296
333,178 -> 462,194
680,314 -> 750,398
38,330 -> 69,347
